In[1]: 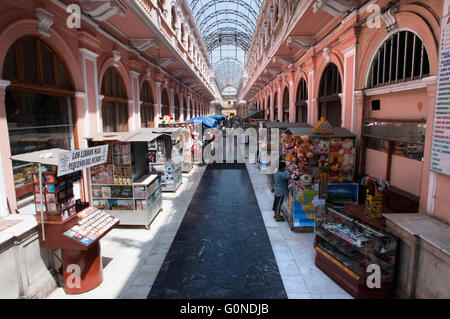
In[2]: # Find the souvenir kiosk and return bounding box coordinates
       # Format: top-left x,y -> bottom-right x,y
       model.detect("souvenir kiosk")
87,132 -> 163,229
281,123 -> 358,232
259,122 -> 312,193
11,148 -> 119,294
149,127 -> 184,191
156,123 -> 193,173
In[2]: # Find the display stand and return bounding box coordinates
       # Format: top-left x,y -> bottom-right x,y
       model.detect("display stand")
11,149 -> 118,294
88,131 -> 163,229
314,205 -> 398,298
280,127 -> 358,231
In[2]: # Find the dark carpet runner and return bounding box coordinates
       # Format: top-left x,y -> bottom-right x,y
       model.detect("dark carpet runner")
147,164 -> 287,299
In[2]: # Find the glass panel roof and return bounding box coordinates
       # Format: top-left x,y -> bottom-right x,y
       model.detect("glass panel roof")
189,0 -> 262,95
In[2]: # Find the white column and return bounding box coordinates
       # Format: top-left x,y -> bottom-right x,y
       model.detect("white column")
186,95 -> 191,120
130,71 -> 140,130
80,48 -> 100,135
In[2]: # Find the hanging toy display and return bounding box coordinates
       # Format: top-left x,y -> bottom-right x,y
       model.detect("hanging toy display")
312,117 -> 333,135
361,176 -> 389,219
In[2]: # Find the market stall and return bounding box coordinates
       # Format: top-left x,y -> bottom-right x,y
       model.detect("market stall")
87,132 -> 163,229
155,123 -> 193,173
280,121 -> 358,232
148,127 -> 184,191
187,116 -> 219,165
10,148 -> 119,294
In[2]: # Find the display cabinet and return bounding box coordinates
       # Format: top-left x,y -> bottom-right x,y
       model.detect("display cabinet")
314,205 -> 398,298
162,160 -> 182,192
89,141 -> 162,229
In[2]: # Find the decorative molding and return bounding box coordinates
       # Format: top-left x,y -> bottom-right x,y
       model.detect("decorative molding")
364,76 -> 437,96
313,0 -> 356,17
0,79 -> 11,89
272,56 -> 292,65
322,46 -> 331,63
145,68 -> 151,80
81,0 -> 126,21
80,47 -> 99,60
157,58 -> 177,68
382,6 -> 399,32
112,50 -> 121,67
98,95 -> 105,101
130,70 -> 140,78
287,36 -> 314,49
75,91 -> 86,98
130,38 -> 159,51
35,8 -> 53,38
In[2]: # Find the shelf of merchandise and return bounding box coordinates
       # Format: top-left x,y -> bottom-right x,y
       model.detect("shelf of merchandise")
162,161 -> 182,192
314,205 -> 398,298
91,174 -> 162,229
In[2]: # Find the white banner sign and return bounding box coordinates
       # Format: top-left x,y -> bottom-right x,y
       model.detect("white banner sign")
57,145 -> 109,177
431,15 -> 450,176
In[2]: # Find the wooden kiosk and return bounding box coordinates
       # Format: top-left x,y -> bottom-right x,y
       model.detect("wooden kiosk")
11,148 -> 119,294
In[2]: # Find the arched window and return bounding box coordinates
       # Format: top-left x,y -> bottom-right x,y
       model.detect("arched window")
183,96 -> 188,120
140,81 -> 154,128
3,36 -> 75,200
296,78 -> 308,123
160,88 -> 170,117
368,30 -> 430,88
267,95 -> 271,120
171,6 -> 177,30
282,87 -> 289,122
180,23 -> 185,44
101,67 -> 128,132
273,92 -> 278,121
174,93 -> 180,121
318,63 -> 342,127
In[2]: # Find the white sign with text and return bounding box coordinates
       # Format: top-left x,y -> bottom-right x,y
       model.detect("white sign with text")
58,145 -> 109,177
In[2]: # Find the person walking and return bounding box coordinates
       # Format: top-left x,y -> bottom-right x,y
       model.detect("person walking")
272,161 -> 290,221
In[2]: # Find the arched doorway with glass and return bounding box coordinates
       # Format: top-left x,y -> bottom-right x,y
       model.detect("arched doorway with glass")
2,36 -> 76,202
183,95 -> 188,121
317,63 -> 342,127
282,86 -> 289,122
140,81 -> 154,128
101,67 -> 129,132
174,93 -> 180,121
273,92 -> 278,122
266,94 -> 271,120
296,78 -> 308,123
160,88 -> 170,118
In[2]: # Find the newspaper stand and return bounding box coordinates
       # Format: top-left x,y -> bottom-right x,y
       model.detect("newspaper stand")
11,148 -> 119,294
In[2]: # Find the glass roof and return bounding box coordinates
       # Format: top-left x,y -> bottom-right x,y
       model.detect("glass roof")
189,0 -> 262,95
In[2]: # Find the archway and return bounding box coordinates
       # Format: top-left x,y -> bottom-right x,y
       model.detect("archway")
183,95 -> 187,120
3,36 -> 75,200
140,81 -> 154,128
282,86 -> 289,122
161,88 -> 170,117
273,91 -> 278,121
101,67 -> 129,132
296,78 -> 308,123
174,93 -> 180,121
318,63 -> 342,127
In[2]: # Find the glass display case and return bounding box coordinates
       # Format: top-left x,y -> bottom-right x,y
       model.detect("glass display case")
163,160 -> 182,192
314,206 -> 398,298
89,141 -> 162,228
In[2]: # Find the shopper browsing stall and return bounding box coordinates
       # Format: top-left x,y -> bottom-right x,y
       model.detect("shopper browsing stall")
273,161 -> 290,221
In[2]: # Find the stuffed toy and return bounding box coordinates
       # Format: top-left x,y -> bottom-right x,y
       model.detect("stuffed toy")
339,138 -> 355,165
281,133 -> 295,154
317,139 -> 329,154
295,135 -> 314,159
329,162 -> 343,183
318,154 -> 328,168
340,163 -> 354,182
285,152 -> 296,163
329,137 -> 344,165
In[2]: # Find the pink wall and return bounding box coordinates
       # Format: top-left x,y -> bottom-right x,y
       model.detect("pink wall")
365,149 -> 388,181
390,155 -> 423,197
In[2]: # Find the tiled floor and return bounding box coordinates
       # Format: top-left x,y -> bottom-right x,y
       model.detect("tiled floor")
245,162 -> 352,299
47,161 -> 352,299
47,165 -> 207,299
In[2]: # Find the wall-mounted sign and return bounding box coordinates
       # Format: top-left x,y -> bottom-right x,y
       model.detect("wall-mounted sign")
431,15 -> 450,176
58,145 -> 109,177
